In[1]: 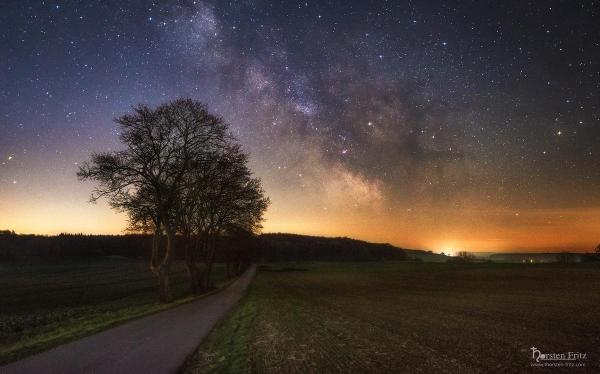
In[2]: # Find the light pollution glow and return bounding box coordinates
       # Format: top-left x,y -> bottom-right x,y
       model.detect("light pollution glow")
2,180 -> 599,252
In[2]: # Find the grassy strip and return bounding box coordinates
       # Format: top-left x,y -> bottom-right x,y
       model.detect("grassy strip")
0,277 -> 238,365
181,293 -> 258,373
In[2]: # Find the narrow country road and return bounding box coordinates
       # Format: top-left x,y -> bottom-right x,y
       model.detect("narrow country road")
1,265 -> 256,374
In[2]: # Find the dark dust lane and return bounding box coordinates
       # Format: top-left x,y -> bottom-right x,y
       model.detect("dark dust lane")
1,266 -> 256,374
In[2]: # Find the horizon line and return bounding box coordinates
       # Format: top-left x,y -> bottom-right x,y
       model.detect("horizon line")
1,229 -> 595,254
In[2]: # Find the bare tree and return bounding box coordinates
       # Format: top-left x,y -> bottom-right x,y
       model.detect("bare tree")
78,98 -> 227,303
178,143 -> 269,292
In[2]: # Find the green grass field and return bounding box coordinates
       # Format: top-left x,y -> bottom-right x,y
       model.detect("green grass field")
184,262 -> 600,373
0,257 -> 225,364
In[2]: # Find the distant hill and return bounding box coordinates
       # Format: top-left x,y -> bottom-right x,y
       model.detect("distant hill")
0,231 -> 449,263
257,233 -> 448,262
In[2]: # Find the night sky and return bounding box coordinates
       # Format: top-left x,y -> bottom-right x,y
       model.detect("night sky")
1,1 -> 600,252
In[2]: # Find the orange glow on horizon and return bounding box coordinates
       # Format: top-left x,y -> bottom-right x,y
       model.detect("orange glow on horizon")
2,205 -> 598,252
1,176 -> 598,253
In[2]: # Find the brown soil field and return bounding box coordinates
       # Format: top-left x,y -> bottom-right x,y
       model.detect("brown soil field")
184,262 -> 600,373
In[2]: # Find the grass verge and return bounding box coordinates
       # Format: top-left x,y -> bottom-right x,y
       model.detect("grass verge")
181,294 -> 258,374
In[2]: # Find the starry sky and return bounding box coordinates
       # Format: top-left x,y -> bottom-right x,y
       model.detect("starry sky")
1,0 -> 600,252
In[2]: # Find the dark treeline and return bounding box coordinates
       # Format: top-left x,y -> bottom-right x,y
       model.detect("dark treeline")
5,232 -> 600,264
0,233 -> 151,258
257,233 -> 408,262
0,232 -> 406,262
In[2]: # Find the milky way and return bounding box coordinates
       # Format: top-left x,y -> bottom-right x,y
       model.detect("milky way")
1,1 -> 600,252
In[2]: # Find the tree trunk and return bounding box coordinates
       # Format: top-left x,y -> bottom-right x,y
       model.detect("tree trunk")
150,228 -> 161,271
163,227 -> 175,296
203,235 -> 216,290
185,237 -> 203,295
154,226 -> 174,303
157,263 -> 171,303
149,227 -> 172,303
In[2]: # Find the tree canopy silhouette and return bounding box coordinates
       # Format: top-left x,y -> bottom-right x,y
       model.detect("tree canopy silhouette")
177,143 -> 269,292
78,98 -> 267,302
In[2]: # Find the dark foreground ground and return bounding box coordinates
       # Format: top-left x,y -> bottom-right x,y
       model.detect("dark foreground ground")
184,262 -> 600,373
1,266 -> 255,374
0,257 -> 226,364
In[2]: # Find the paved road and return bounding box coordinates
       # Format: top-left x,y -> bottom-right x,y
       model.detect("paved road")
1,266 -> 256,374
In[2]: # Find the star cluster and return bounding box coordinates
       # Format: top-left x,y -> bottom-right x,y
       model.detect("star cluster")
1,0 -> 600,251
